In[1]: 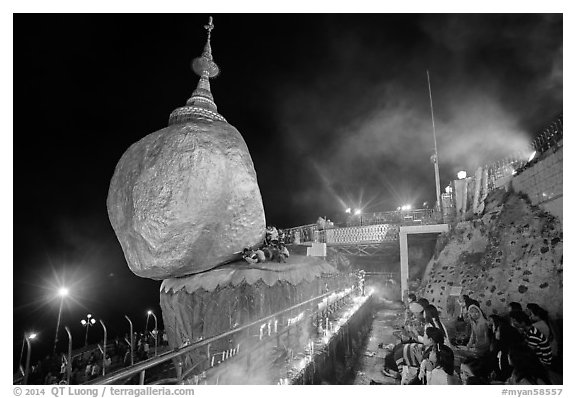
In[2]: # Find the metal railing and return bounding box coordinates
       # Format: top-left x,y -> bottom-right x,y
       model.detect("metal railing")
85,279 -> 357,385
481,114 -> 563,190
531,113 -> 563,155
351,208 -> 439,226
284,209 -> 441,245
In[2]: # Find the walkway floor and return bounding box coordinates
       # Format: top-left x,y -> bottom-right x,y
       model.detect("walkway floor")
352,302 -> 403,385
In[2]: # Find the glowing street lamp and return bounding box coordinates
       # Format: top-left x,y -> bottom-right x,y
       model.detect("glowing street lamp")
345,208 -> 351,214
353,209 -> 363,226
80,314 -> 97,346
147,310 -> 158,357
53,287 -> 69,354
457,170 -> 467,180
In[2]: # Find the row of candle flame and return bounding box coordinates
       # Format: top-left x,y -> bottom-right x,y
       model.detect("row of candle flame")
209,344 -> 241,367
276,289 -> 373,385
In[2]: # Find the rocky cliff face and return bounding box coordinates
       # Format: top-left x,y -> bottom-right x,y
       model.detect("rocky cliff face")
420,189 -> 563,319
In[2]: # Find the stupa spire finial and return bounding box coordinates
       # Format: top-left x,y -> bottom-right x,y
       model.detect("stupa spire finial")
169,16 -> 226,125
192,16 -> 219,79
205,16 -> 214,39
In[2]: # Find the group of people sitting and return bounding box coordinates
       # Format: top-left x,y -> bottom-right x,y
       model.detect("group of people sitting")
242,225 -> 290,264
380,293 -> 561,385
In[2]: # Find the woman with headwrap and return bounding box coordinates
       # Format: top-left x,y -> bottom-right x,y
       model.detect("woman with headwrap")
465,304 -> 491,355
457,303 -> 493,383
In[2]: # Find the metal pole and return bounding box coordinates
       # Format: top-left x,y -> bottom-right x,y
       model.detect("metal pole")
145,313 -> 150,334
65,326 -> 72,385
84,324 -> 90,347
100,320 -> 107,376
125,315 -> 134,366
426,70 -> 443,223
151,313 -> 158,357
53,297 -> 64,354
19,335 -> 26,374
23,336 -> 32,385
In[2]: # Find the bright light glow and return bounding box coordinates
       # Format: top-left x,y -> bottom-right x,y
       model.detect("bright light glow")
457,170 -> 467,179
58,287 -> 69,297
147,310 -> 153,315
28,333 -> 37,340
81,320 -> 86,326
445,185 -> 452,194
345,208 -> 351,214
528,151 -> 537,162
90,318 -> 96,324
354,209 -> 362,215
400,204 -> 411,211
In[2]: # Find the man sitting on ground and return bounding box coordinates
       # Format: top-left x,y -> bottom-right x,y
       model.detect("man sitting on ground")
509,311 -> 552,368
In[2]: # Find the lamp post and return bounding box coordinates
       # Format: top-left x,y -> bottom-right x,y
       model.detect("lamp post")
147,310 -> 158,357
19,332 -> 36,376
80,314 -> 96,346
53,287 -> 69,354
64,326 -> 72,385
23,333 -> 37,385
100,320 -> 107,376
125,315 -> 134,366
427,70 -> 443,222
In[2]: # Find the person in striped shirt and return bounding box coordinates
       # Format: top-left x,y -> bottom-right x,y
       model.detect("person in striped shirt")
509,310 -> 552,367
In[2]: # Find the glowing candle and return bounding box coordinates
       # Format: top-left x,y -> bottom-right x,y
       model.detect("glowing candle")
222,351 -> 225,361
274,320 -> 278,333
211,356 -> 215,367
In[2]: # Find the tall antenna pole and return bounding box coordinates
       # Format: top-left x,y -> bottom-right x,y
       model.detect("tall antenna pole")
427,70 -> 443,222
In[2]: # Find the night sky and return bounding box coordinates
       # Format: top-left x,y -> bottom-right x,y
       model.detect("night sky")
12,14 -> 562,364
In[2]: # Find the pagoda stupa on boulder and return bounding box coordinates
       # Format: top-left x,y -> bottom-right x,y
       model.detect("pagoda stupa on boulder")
107,19 -> 344,379
107,17 -> 266,280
